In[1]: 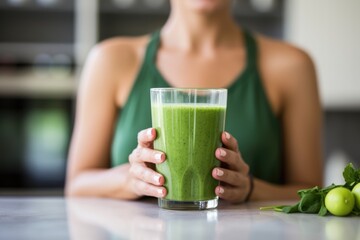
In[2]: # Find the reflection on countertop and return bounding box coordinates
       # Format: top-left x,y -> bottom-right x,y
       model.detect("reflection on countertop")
66,198 -> 360,240
67,198 -> 218,240
0,197 -> 359,240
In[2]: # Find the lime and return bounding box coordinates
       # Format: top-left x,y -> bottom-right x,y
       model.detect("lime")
352,182 -> 360,209
325,187 -> 355,216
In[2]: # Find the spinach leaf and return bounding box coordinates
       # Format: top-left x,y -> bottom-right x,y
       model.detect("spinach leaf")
260,163 -> 360,216
318,195 -> 328,216
343,163 -> 360,186
282,203 -> 300,213
298,192 -> 322,213
318,203 -> 328,216
259,203 -> 300,213
351,207 -> 360,216
297,186 -> 319,198
320,184 -> 338,193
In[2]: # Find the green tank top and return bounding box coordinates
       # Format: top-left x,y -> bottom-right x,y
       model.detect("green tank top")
111,30 -> 283,184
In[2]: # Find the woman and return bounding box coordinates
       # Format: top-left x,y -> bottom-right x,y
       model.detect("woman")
66,0 -> 323,203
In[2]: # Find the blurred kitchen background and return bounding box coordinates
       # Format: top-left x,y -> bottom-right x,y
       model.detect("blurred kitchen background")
0,0 -> 359,193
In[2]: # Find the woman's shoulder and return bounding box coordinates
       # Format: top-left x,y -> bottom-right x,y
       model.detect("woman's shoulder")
257,34 -> 317,92
80,35 -> 151,107
256,34 -> 315,76
89,35 -> 150,69
255,34 -> 318,114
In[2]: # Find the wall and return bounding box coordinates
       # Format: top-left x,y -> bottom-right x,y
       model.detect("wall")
285,0 -> 360,108
285,1 -> 360,185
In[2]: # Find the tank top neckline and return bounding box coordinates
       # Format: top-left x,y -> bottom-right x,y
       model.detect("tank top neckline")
144,28 -> 258,93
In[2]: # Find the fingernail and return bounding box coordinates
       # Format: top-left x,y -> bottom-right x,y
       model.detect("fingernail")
153,175 -> 161,184
219,149 -> 226,157
218,187 -> 225,194
155,153 -> 163,162
157,188 -> 164,197
216,169 -> 224,176
225,132 -> 231,140
147,129 -> 153,137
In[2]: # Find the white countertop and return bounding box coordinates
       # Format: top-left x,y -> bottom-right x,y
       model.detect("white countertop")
0,197 -> 359,240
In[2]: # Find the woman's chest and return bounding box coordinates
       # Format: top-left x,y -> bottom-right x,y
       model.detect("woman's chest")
156,49 -> 246,88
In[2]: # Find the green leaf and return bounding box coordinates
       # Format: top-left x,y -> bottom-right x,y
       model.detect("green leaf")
282,203 -> 300,213
318,195 -> 328,216
260,162 -> 360,217
259,206 -> 282,211
320,184 -> 338,193
298,192 -> 322,213
318,204 -> 328,216
260,204 -> 300,213
351,208 -> 360,216
260,205 -> 294,212
343,163 -> 358,185
343,182 -> 356,190
297,186 -> 319,198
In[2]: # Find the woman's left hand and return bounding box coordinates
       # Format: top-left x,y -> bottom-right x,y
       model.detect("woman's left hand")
212,132 -> 252,203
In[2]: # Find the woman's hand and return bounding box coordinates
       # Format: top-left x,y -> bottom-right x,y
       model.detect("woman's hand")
128,128 -> 167,198
212,132 -> 252,203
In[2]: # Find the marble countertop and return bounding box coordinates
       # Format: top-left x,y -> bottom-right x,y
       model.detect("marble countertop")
0,197 -> 359,240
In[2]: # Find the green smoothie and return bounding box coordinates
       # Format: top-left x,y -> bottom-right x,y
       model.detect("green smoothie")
152,103 -> 226,201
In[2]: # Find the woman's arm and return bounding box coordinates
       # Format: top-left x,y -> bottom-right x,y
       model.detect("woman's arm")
251,41 -> 323,200
66,39 -> 142,199
213,41 -> 323,202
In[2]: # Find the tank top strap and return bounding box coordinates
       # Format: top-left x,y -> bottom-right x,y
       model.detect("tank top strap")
242,29 -> 258,71
143,30 -> 161,67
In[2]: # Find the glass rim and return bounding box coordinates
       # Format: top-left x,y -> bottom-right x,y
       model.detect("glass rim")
150,88 -> 227,92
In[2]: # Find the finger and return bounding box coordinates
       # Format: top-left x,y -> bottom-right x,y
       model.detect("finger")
132,178 -> 167,198
215,148 -> 242,171
215,185 -> 246,203
221,132 -> 239,153
129,147 -> 165,164
137,128 -> 156,148
130,163 -> 165,186
212,168 -> 248,187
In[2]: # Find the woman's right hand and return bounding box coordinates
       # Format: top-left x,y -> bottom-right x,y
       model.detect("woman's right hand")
128,128 -> 167,198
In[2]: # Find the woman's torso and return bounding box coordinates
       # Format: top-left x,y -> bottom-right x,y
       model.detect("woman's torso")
111,30 -> 283,184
